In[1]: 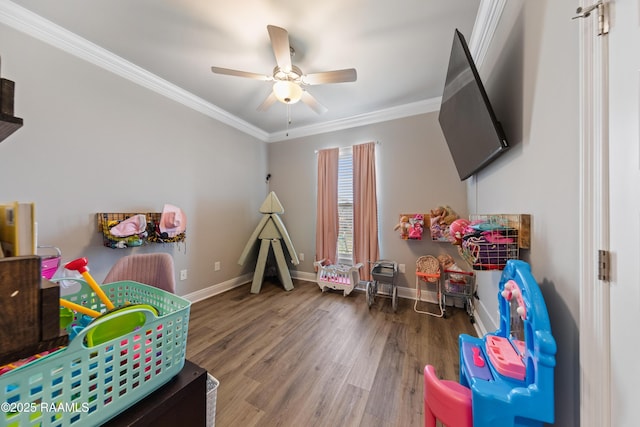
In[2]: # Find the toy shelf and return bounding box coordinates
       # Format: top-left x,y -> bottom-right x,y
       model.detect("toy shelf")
97,212 -> 186,249
462,214 -> 530,270
395,213 -> 429,240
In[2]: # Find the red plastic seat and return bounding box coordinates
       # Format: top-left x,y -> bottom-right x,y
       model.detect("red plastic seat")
424,364 -> 472,427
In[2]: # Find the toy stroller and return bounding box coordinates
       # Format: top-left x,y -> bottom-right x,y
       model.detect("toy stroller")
366,260 -> 398,311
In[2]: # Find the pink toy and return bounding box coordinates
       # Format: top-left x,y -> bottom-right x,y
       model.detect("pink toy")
458,260 -> 557,426
408,214 -> 424,240
314,259 -> 363,296
38,245 -> 62,280
424,364 -> 472,427
502,279 -> 527,320
449,218 -> 471,245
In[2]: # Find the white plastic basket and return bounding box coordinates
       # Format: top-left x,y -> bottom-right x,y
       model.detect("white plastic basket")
206,373 -> 219,427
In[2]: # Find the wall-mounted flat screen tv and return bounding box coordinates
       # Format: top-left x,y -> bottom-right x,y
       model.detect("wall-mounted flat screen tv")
438,29 -> 509,181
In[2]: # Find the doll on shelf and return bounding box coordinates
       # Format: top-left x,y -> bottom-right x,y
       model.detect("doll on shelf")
430,205 -> 458,241
394,215 -> 411,240
408,214 -> 425,240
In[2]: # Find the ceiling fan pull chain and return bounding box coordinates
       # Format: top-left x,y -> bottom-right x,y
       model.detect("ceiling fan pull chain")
286,104 -> 291,136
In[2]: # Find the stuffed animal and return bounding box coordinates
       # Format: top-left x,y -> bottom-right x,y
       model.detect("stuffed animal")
429,206 -> 459,241
394,215 -> 411,239
430,207 -> 446,226
430,205 -> 458,226
438,254 -> 455,269
394,215 -> 409,231
449,218 -> 471,245
438,253 -> 465,281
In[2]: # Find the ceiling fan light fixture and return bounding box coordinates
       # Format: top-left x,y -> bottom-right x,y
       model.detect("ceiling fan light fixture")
211,25 -> 356,115
273,80 -> 302,104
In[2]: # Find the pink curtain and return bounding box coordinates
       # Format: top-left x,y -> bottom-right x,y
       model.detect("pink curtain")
315,148 -> 339,266
353,142 -> 379,281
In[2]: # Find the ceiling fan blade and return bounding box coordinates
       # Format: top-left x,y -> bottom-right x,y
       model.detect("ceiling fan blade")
267,25 -> 292,73
211,66 -> 272,81
302,69 -> 357,85
301,91 -> 328,114
257,92 -> 278,111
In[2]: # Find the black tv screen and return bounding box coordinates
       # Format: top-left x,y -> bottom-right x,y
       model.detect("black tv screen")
438,29 -> 509,181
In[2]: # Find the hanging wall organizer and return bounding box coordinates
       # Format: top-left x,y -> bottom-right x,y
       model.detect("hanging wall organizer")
97,211 -> 186,249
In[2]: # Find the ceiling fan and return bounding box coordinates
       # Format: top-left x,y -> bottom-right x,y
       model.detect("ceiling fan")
211,25 -> 357,114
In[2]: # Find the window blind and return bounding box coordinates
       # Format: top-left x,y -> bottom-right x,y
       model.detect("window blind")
337,146 -> 353,265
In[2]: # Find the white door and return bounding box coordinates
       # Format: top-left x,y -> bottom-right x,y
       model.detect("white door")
580,1 -> 640,426
608,0 -> 640,425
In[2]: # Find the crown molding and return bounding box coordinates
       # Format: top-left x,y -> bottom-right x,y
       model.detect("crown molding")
268,97 -> 442,142
0,0 -> 504,142
468,0 -> 507,70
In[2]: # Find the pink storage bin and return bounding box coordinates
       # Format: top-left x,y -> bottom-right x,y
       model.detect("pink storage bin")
38,245 -> 62,279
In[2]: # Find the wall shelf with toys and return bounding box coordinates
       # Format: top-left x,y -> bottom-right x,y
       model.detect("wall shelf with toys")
454,214 -> 531,270
97,205 -> 186,249
429,205 -> 459,242
394,213 -> 428,240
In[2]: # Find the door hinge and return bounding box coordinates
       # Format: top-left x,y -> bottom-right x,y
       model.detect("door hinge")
598,249 -> 610,281
572,1 -> 610,35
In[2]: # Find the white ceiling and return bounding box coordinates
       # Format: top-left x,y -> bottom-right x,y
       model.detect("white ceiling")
3,0 -> 481,141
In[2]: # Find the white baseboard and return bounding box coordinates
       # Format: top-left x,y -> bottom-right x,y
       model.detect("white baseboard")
181,273 -> 252,303
291,271 -> 317,282
182,271 -> 316,303
472,296 -> 496,337
184,271 -> 483,336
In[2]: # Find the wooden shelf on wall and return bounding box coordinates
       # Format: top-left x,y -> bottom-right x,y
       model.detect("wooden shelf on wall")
0,77 -> 24,143
0,113 -> 23,143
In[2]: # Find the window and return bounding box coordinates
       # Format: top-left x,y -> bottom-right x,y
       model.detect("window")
337,146 -> 353,264
316,142 -> 378,275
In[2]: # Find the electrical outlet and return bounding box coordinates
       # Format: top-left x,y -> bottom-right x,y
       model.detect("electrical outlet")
214,261 -> 221,271
399,264 -> 406,273
180,269 -> 187,280
299,253 -> 304,262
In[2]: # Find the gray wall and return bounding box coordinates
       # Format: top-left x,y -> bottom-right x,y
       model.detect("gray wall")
0,23 -> 268,294
267,113 -> 468,290
470,1 -> 580,426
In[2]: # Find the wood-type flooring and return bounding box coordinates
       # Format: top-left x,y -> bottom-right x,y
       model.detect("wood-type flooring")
186,279 -> 477,427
